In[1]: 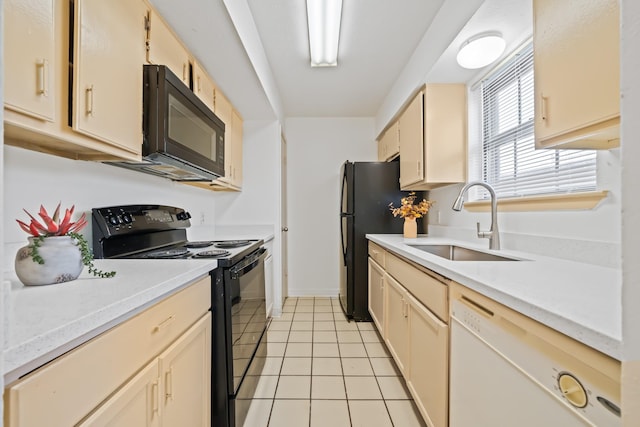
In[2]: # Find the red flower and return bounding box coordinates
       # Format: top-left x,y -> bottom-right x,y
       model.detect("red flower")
16,203 -> 87,237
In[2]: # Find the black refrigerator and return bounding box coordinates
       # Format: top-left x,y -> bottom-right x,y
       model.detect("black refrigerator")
339,161 -> 425,321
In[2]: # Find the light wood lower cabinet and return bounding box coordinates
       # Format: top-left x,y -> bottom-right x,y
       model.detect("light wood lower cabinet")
367,258 -> 386,337
385,274 -> 410,376
3,276 -> 211,427
406,292 -> 449,427
79,313 -> 211,426
368,243 -> 449,427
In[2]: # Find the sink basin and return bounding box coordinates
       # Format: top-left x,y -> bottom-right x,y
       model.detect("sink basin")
408,244 -> 520,262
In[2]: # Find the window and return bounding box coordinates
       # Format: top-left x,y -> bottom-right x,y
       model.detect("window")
478,42 -> 597,200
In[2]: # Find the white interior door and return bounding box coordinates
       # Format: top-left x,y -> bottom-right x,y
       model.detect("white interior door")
281,134 -> 289,300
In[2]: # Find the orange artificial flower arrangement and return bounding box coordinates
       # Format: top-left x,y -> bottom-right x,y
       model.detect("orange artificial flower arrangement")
388,192 -> 433,220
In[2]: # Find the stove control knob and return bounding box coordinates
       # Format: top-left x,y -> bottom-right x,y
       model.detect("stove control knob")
185,211 -> 192,219
121,213 -> 133,224
108,215 -> 120,226
176,212 -> 187,221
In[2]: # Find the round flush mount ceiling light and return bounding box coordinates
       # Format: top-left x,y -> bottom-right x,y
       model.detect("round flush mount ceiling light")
456,32 -> 506,69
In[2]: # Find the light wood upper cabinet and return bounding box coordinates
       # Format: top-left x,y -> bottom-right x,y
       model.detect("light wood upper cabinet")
145,8 -> 190,86
378,121 -> 400,162
72,0 -> 146,155
399,91 -> 424,188
3,0 -> 143,161
533,0 -> 620,149
4,0 -> 55,122
399,84 -> 467,191
193,61 -> 216,112
229,108 -> 244,187
212,89 -> 243,189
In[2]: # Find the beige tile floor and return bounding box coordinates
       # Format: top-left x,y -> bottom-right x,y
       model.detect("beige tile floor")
240,297 -> 426,427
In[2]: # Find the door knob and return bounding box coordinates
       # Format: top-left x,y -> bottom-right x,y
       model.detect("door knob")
282,227 -> 289,232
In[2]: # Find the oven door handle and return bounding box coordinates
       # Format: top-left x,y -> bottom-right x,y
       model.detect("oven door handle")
230,248 -> 266,279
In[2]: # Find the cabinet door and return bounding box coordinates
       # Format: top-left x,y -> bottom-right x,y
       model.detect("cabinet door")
384,275 -> 409,375
73,0 -> 145,154
146,9 -> 190,86
379,121 -> 400,162
4,0 -> 55,121
407,293 -> 449,427
214,89 -> 234,179
160,313 -> 212,427
230,109 -> 244,187
78,360 -> 161,427
533,0 -> 619,149
399,91 -> 424,188
192,61 -> 216,111
368,258 -> 386,338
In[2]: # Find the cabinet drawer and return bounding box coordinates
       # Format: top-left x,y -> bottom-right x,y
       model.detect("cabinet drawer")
4,276 -> 211,427
368,241 -> 386,267
386,253 -> 448,322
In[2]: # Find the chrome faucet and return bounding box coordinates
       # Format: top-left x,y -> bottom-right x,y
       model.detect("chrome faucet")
452,182 -> 501,250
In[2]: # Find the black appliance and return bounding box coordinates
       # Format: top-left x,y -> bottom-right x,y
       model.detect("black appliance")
339,161 -> 426,321
108,65 -> 225,182
92,205 -> 269,427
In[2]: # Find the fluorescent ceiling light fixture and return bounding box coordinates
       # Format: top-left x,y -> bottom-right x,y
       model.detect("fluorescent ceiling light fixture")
456,32 -> 506,69
306,0 -> 343,67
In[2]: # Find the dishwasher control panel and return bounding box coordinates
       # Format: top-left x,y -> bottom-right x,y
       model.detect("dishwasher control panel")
452,299 -> 621,426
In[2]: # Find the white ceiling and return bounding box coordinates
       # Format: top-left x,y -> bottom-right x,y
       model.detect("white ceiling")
150,0 -> 532,122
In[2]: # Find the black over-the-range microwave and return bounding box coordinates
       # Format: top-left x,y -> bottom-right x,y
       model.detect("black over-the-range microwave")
109,64 -> 226,181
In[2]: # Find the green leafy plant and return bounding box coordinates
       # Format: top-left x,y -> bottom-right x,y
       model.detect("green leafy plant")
17,203 -> 116,278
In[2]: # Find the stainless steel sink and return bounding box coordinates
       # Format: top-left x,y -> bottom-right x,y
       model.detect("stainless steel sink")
408,244 -> 520,262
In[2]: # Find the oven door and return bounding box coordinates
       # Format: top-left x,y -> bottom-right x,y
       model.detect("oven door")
225,247 -> 268,396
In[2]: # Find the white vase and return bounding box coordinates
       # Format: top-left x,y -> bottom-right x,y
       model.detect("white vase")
403,217 -> 418,238
15,236 -> 84,286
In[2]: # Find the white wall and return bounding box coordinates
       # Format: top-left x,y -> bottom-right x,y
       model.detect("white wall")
427,147 -> 621,268
284,117 -> 376,296
214,119 -> 283,311
621,0 -> 640,422
1,0 -> 5,419
3,146 -> 218,249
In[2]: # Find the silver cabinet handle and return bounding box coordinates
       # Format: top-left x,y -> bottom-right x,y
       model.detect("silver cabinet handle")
540,94 -> 548,121
85,85 -> 94,116
282,227 -> 289,232
37,59 -> 48,96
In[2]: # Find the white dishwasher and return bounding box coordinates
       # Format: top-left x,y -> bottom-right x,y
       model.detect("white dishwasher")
449,285 -> 621,427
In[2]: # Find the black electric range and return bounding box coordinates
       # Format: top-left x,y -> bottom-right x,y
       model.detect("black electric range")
91,204 -> 263,266
92,204 -> 269,427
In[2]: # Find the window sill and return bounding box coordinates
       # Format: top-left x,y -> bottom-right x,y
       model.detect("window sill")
463,191 -> 609,212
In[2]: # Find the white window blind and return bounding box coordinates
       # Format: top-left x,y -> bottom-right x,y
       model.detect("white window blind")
479,42 -> 596,200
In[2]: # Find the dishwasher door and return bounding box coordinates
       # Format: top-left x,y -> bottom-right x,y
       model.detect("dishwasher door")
449,297 -> 620,427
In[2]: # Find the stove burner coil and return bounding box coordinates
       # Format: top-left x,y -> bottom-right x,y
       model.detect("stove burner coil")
184,241 -> 215,248
192,249 -> 232,259
143,248 -> 191,259
214,240 -> 252,249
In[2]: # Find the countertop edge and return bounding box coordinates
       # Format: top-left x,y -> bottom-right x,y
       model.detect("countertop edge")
3,263 -> 215,383
367,234 -> 622,360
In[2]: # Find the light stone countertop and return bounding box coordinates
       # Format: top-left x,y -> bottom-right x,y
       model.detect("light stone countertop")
3,258 -> 217,383
367,234 -> 622,360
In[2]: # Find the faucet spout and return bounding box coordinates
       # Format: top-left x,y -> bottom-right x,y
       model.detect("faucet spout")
451,181 -> 501,250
